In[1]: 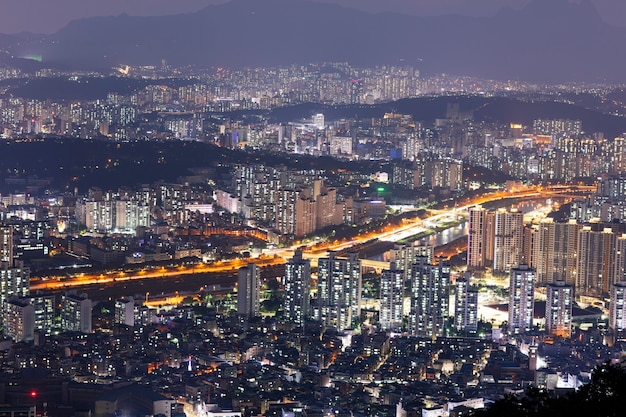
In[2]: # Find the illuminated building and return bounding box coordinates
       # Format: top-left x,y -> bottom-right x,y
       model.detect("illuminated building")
545,281 -> 573,338
284,250 -> 311,325
115,297 -> 136,327
408,258 -> 450,339
0,260 -> 29,327
508,265 -> 535,335
314,252 -> 361,331
533,219 -> 580,287
27,292 -> 55,335
467,206 -> 487,268
3,298 -> 34,342
237,264 -> 260,319
610,281 -> 626,332
379,263 -> 404,331
493,208 -> 524,273
577,225 -> 626,296
61,292 -> 92,334
455,273 -> 478,333
390,241 -> 433,277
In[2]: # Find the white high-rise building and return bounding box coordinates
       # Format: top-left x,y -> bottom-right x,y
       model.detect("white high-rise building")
314,252 -> 361,331
610,281 -> 626,332
0,260 -> 29,326
313,113 -> 325,130
284,250 -> 311,325
455,273 -> 478,333
508,265 -> 535,335
237,264 -> 260,319
494,208 -> 524,273
379,263 -> 404,331
390,242 -> 433,277
408,258 -> 450,339
467,206 -> 487,268
545,281 -> 573,338
3,298 -> 34,342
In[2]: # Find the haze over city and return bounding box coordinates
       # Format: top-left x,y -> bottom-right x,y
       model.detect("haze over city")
1,1 -> 626,417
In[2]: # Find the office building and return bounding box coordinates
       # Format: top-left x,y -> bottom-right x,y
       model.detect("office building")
508,265 -> 535,335
379,263 -> 404,331
284,250 -> 311,325
408,258 -> 450,339
314,252 -> 362,331
237,264 -> 260,319
545,281 -> 573,338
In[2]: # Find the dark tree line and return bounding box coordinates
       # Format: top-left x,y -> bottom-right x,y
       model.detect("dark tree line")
473,362 -> 626,417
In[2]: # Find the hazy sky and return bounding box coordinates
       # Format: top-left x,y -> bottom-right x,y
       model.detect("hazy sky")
1,0 -> 625,34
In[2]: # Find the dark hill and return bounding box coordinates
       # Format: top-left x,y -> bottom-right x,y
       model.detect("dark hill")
1,0 -> 625,83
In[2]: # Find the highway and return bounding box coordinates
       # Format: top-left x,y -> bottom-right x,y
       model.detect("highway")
31,185 -> 594,296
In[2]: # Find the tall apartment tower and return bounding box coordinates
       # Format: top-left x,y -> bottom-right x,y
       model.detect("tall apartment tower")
379,263 -> 405,332
545,281 -> 573,338
61,292 -> 92,333
27,292 -> 55,335
610,281 -> 626,332
0,224 -> 14,263
390,242 -> 433,277
3,298 -> 34,342
237,263 -> 260,319
494,209 -> 524,273
508,265 -> 535,335
455,273 -> 478,333
532,219 -> 580,287
284,250 -> 311,325
408,258 -> 451,339
115,297 -> 136,327
577,226 -> 626,296
314,252 -> 362,331
467,206 -> 487,268
0,260 -> 29,326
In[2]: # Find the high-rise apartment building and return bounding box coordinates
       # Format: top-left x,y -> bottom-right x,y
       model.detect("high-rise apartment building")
3,298 -> 34,342
314,252 -> 362,331
61,292 -> 92,334
390,242 -> 433,277
509,265 -> 535,335
455,273 -> 478,333
379,263 -> 404,332
532,219 -> 580,287
494,209 -> 524,273
545,281 -> 573,338
284,250 -> 311,325
27,292 -> 55,335
577,225 -> 626,296
467,206 -> 487,268
408,258 -> 450,339
610,281 -> 626,332
237,264 -> 260,319
0,260 -> 29,326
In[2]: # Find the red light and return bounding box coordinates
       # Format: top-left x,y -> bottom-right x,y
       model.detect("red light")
30,391 -> 36,398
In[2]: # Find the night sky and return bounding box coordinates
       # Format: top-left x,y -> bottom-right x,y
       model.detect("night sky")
2,0 -> 625,34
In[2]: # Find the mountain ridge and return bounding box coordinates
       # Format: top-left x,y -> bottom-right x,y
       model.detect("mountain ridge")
1,0 -> 624,83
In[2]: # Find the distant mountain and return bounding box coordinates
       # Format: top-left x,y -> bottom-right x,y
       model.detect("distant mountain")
1,0 -> 625,83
